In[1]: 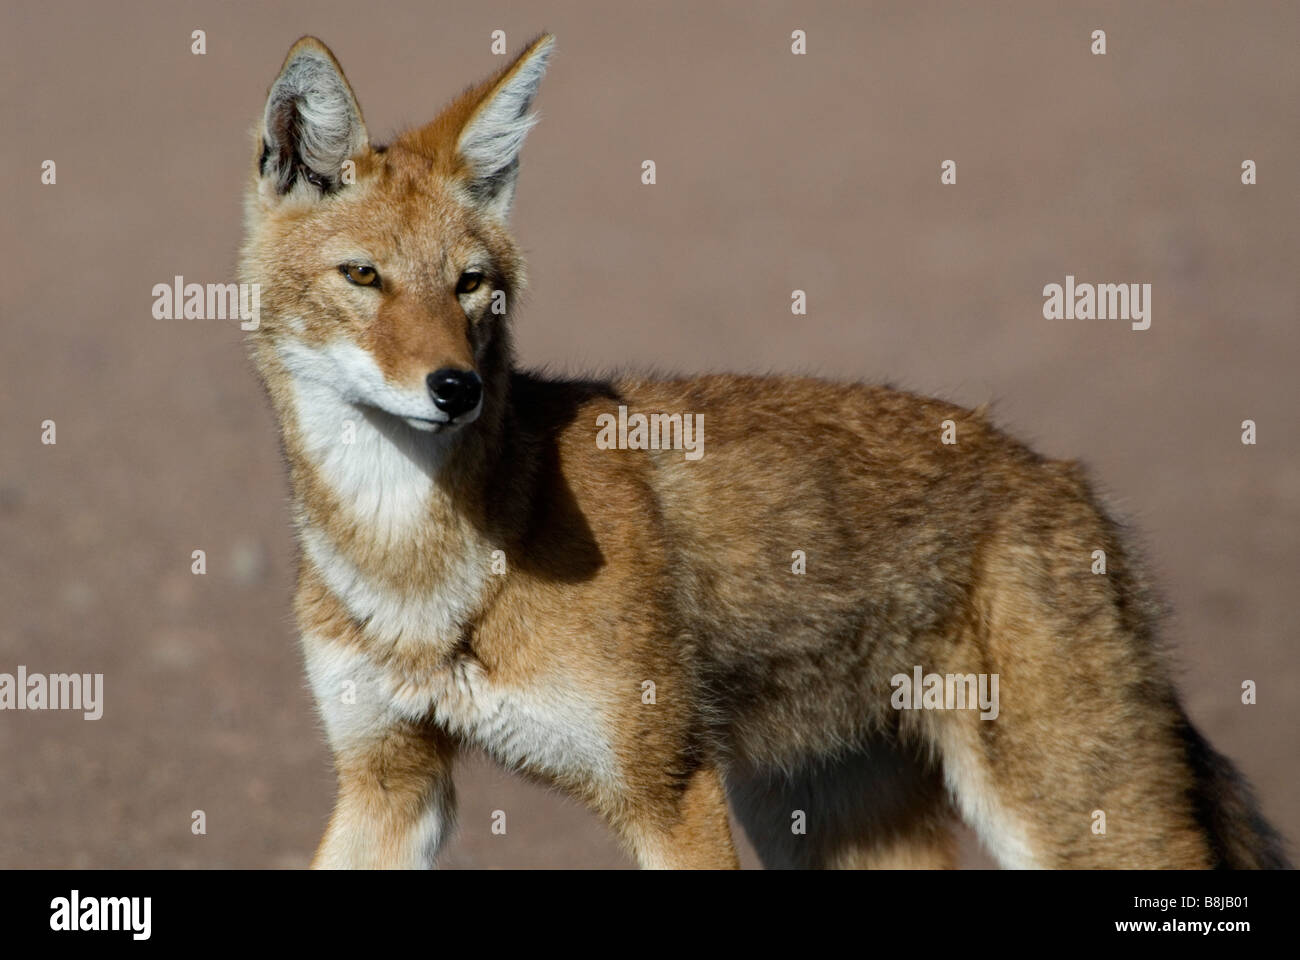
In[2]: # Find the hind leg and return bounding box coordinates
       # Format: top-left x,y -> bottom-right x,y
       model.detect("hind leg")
926,535 -> 1214,869
930,697 -> 1212,869
726,736 -> 959,869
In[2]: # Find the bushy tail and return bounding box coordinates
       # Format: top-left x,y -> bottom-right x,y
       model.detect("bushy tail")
1180,716 -> 1290,869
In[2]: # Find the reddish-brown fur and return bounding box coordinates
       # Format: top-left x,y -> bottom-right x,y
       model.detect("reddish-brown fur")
241,37 -> 1289,869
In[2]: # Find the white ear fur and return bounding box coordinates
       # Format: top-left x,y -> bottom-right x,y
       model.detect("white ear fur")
261,40 -> 367,196
456,36 -> 554,217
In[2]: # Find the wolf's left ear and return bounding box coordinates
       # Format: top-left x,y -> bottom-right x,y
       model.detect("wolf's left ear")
258,37 -> 368,196
452,35 -> 554,218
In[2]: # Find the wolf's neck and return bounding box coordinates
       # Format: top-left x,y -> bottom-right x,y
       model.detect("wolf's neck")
274,365 -> 511,649
285,370 -> 456,534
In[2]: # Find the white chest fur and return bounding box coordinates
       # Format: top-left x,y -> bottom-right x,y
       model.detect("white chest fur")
284,348 -> 490,651
282,354 -> 620,789
300,523 -> 489,650
303,635 -> 620,788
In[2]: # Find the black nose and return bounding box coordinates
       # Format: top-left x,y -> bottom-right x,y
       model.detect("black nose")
427,368 -> 483,420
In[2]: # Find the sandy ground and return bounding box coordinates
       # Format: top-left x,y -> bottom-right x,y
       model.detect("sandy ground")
1,1 -> 1296,868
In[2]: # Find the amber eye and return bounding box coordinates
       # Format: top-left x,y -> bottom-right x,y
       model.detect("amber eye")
340,263 -> 379,287
456,271 -> 484,295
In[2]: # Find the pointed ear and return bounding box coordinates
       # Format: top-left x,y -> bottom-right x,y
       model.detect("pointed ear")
257,37 -> 368,196
450,34 -> 554,218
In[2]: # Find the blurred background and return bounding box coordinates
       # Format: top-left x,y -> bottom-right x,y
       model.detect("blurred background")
1,0 -> 1296,867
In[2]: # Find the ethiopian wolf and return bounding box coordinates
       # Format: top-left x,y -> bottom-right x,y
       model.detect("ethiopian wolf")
240,35 -> 1288,869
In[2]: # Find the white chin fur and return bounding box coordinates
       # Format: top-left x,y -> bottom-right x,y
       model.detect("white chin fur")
403,397 -> 483,433
404,417 -> 447,433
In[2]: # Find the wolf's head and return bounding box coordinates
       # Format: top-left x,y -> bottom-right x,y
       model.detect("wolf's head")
240,35 -> 553,436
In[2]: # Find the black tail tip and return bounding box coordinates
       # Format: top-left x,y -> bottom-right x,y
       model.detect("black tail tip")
1181,721 -> 1291,869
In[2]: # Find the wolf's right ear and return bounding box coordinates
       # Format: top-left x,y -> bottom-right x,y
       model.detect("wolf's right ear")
257,37 -> 368,197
